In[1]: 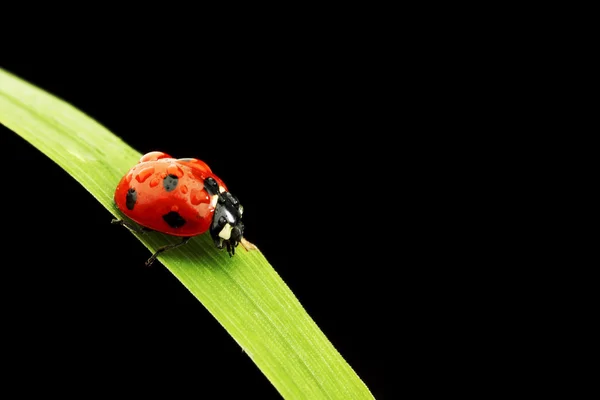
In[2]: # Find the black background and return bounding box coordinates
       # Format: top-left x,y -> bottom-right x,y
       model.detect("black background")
0,7 -> 561,397
0,0 -> 543,392
0,23 -> 508,396
0,8 -> 570,398
1,52 -> 403,398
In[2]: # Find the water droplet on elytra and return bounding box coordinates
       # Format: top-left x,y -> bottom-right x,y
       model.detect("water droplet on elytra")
149,177 -> 160,187
135,166 -> 155,183
190,188 -> 208,205
167,163 -> 184,178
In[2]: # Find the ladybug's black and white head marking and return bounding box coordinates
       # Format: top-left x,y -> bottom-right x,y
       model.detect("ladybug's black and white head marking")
206,178 -> 244,256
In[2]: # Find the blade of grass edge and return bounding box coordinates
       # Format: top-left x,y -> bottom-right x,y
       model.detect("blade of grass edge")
0,68 -> 374,400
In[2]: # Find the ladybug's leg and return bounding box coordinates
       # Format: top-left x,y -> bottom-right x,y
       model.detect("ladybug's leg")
111,218 -> 154,234
225,241 -> 234,257
145,237 -> 191,267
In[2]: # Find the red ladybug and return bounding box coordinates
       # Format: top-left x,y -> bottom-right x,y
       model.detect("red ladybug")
113,151 -> 244,266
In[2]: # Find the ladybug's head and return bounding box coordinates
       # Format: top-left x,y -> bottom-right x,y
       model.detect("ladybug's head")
210,190 -> 244,256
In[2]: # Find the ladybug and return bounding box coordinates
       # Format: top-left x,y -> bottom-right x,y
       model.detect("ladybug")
112,151 -> 244,266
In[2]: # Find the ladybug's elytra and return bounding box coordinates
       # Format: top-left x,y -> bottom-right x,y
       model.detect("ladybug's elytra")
112,151 -> 245,266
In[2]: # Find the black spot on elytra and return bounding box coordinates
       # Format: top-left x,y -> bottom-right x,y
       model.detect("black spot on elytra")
126,188 -> 137,210
163,211 -> 186,228
163,174 -> 179,192
204,177 -> 219,195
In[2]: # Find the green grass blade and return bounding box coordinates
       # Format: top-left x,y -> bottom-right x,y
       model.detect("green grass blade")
0,67 -> 374,399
